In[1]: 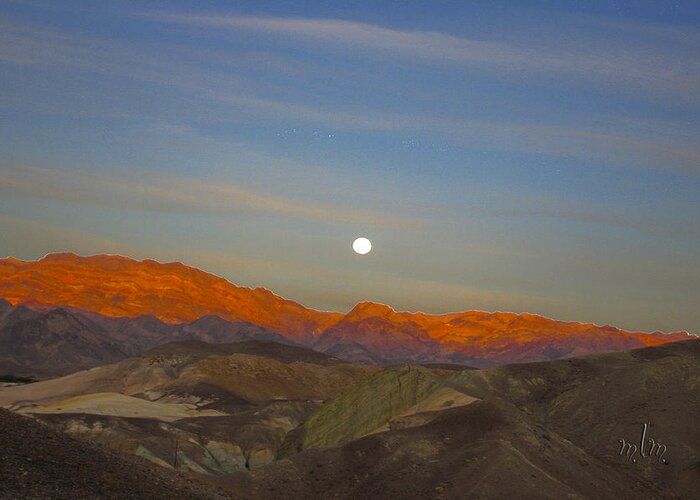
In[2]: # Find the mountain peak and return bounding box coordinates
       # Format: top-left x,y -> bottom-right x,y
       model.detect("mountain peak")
0,256 -> 25,265
42,251 -> 81,260
346,301 -> 396,319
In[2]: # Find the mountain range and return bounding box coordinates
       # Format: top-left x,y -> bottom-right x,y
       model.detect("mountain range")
0,252 -> 694,374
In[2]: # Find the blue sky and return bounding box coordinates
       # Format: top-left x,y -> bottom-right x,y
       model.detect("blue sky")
0,0 -> 698,333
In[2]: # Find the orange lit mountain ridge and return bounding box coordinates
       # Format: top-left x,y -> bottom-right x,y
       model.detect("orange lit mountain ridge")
0,253 -> 341,343
0,253 -> 693,366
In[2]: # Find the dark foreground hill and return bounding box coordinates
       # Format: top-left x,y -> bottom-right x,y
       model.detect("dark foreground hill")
226,399 -> 654,499
453,338 -> 700,498
227,339 -> 700,499
0,408 -> 230,499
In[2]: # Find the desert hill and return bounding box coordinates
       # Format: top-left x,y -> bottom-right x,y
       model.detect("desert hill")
226,399 -> 656,499
0,340 -> 377,475
315,300 -> 692,366
1,337 -> 698,498
280,364 -> 476,455
0,407 -> 229,499
452,338 -> 700,497
224,338 -> 700,499
144,339 -> 342,366
0,301 -> 127,377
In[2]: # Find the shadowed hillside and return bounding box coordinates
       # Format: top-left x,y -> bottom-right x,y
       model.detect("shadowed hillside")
227,400 -> 657,500
1,338 -> 698,498
227,339 -> 700,499
0,408 -> 229,499
451,338 -> 700,498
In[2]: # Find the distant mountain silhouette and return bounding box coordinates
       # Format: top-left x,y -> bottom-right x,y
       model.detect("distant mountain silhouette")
0,298 -> 291,377
0,253 -> 693,371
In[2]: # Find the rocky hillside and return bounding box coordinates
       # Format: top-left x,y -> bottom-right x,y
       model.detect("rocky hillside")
452,338 -> 700,498
229,338 -> 700,499
0,407 -> 229,499
280,364 -> 475,455
1,338 -> 698,498
227,399 -> 656,499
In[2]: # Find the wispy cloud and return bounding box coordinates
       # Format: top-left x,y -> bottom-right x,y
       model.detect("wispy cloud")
479,205 -> 689,237
0,164 -> 414,228
149,12 -> 700,99
151,89 -> 700,173
2,16 -> 698,173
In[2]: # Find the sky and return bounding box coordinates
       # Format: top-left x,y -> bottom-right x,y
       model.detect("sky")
0,0 -> 699,334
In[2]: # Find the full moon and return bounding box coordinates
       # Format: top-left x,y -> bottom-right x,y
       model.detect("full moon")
352,237 -> 372,255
